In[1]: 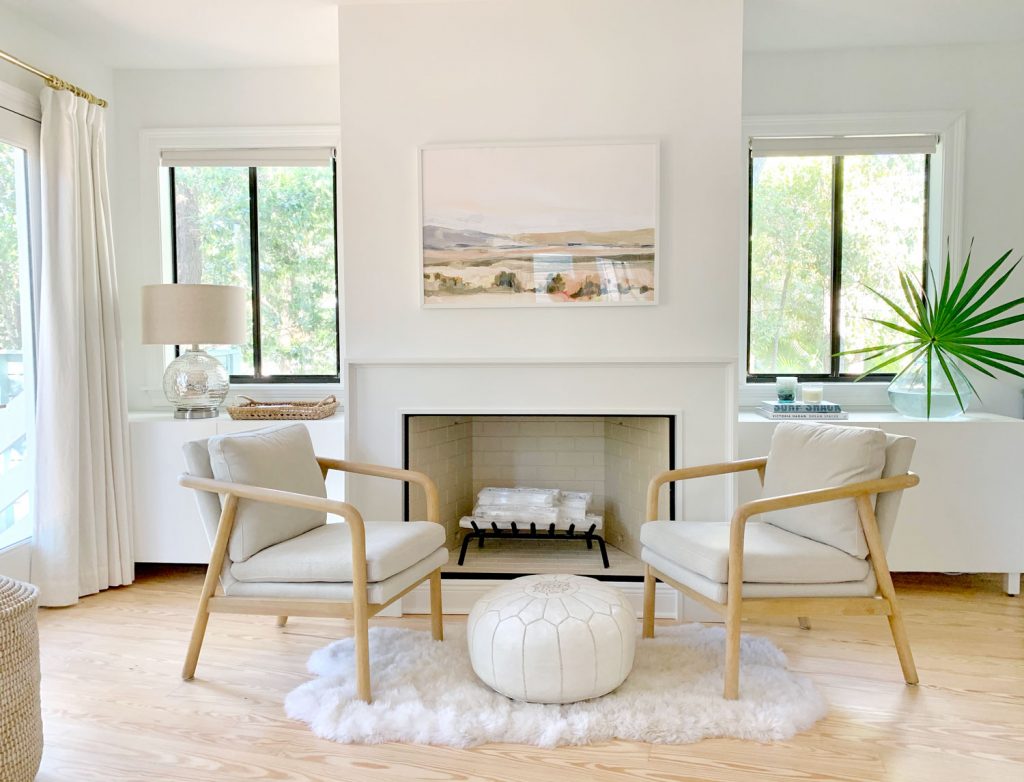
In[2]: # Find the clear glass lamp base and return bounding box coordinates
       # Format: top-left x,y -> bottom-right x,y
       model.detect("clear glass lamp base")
163,348 -> 230,420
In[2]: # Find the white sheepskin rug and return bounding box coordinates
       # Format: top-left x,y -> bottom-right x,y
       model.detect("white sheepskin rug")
285,624 -> 827,747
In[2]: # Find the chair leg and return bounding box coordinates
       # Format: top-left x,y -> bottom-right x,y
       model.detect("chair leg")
184,493 -> 237,681
642,565 -> 656,639
723,599 -> 742,700
182,607 -> 211,680
798,616 -> 811,630
887,609 -> 919,684
429,569 -> 444,641
855,495 -> 918,686
353,597 -> 372,703
276,616 -> 288,628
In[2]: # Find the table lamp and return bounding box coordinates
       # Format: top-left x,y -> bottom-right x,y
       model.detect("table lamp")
142,284 -> 247,419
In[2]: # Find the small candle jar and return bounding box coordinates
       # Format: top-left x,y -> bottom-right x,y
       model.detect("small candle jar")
802,384 -> 824,404
776,376 -> 797,402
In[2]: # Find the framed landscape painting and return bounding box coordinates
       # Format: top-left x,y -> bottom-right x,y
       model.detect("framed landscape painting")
420,141 -> 658,307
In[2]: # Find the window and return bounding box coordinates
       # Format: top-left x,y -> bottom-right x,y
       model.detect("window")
0,106 -> 39,551
165,148 -> 340,382
747,134 -> 935,380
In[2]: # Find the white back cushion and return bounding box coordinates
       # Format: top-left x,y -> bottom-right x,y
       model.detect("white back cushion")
208,424 -> 327,563
762,423 -> 887,558
876,433 -> 916,548
182,437 -> 221,547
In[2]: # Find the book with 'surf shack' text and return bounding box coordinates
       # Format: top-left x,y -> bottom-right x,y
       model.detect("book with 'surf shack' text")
756,408 -> 850,421
760,400 -> 843,414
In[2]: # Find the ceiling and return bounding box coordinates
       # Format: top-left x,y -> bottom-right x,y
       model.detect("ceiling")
1,0 -> 340,69
745,0 -> 1024,52
2,0 -> 1023,70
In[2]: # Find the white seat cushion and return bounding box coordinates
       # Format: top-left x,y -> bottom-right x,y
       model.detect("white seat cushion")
762,422 -> 887,558
230,520 -> 446,584
640,520 -> 872,584
208,423 -> 328,563
225,546 -> 450,605
642,547 -> 878,603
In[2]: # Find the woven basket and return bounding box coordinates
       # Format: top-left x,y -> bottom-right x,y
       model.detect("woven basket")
226,395 -> 339,421
0,577 -> 42,782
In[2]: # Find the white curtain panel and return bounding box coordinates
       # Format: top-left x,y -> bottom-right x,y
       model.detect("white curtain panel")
31,89 -> 133,606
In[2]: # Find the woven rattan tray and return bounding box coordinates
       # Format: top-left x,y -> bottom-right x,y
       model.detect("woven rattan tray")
226,395 -> 338,421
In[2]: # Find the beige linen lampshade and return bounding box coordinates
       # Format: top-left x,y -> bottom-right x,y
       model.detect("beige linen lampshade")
142,284 -> 246,345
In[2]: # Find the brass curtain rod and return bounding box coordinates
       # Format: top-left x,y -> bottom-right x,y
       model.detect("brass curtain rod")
0,47 -> 108,108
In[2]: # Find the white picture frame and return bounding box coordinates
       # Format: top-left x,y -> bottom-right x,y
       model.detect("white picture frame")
418,139 -> 660,308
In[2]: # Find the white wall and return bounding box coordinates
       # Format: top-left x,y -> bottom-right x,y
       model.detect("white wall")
338,0 -> 745,363
743,42 -> 1024,417
110,66 -> 340,410
0,4 -> 112,109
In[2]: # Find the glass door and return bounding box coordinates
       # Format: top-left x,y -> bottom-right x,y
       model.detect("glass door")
0,106 -> 39,552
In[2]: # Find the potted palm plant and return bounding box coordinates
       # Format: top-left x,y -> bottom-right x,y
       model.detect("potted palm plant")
841,245 -> 1024,418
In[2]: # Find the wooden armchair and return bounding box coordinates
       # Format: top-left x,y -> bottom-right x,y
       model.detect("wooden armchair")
179,425 -> 446,703
640,424 -> 920,699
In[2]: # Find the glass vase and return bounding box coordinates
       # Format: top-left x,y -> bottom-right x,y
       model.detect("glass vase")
887,352 -> 973,419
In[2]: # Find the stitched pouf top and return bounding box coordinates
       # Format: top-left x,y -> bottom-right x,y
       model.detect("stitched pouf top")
467,574 -> 636,704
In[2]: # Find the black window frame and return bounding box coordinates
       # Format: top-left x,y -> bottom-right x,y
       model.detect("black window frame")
169,159 -> 341,384
746,150 -> 930,384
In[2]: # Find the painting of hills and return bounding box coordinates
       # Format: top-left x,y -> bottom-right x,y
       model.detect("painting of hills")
420,142 -> 658,307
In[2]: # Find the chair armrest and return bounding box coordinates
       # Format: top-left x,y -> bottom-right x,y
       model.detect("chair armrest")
179,473 -> 370,588
724,471 -> 919,605
732,471 -> 919,525
316,457 -> 440,523
179,473 -> 364,526
646,457 -> 768,521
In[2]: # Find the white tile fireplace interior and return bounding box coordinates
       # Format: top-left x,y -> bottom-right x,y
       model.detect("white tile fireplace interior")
404,414 -> 674,579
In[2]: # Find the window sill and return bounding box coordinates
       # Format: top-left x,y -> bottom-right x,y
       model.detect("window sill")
142,382 -> 343,410
738,409 -> 1022,424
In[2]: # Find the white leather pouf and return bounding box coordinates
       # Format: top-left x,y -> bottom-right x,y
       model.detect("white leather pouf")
467,574 -> 636,704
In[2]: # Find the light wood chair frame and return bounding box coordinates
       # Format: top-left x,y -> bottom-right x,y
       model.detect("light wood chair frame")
641,456 -> 920,700
178,457 -> 445,703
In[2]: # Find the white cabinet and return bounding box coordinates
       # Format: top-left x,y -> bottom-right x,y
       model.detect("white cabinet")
738,411 -> 1024,595
129,412 -> 345,564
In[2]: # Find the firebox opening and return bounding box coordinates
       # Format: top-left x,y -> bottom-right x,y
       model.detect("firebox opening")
403,414 -> 675,581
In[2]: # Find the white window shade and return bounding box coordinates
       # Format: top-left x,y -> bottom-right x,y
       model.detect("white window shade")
750,134 -> 938,158
160,147 -> 335,167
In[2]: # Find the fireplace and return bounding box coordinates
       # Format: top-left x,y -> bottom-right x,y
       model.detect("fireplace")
403,414 -> 675,580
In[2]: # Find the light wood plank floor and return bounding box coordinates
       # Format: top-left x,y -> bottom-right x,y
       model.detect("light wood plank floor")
34,566 -> 1023,782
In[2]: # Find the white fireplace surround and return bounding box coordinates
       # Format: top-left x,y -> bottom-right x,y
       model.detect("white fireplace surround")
343,358 -> 738,619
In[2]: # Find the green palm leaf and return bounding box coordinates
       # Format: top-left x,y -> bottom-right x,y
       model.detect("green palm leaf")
857,345 -> 926,380
958,312 -> 1024,337
953,295 -> 1024,333
946,261 -> 1022,335
841,243 -> 1023,417
835,340 -> 916,357
944,249 -> 1014,323
864,284 -> 923,332
934,347 -> 966,413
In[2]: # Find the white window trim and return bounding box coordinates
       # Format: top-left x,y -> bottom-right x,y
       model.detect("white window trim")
738,110 -> 966,409
138,126 -> 344,403
0,78 -> 41,561
0,80 -> 41,123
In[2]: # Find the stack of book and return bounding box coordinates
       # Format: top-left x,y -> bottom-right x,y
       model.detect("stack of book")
755,400 -> 848,420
